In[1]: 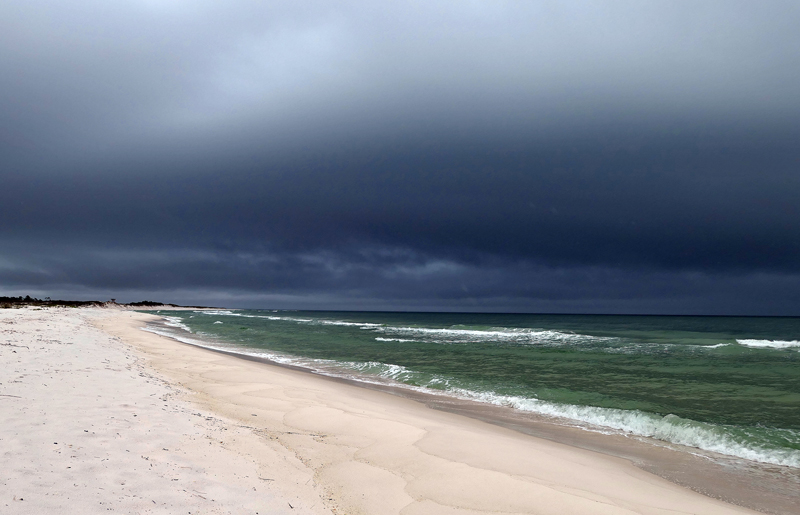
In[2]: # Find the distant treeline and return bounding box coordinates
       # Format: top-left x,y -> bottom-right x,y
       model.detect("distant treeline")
0,296 -> 180,308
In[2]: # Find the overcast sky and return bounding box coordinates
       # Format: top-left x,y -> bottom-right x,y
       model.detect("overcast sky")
2,1 -> 799,314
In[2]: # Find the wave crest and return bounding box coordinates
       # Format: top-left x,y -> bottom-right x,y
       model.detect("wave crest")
737,339 -> 800,349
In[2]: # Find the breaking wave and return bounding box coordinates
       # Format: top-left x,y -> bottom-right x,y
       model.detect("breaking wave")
451,390 -> 800,468
373,326 -> 617,346
737,339 -> 800,350
162,316 -> 193,333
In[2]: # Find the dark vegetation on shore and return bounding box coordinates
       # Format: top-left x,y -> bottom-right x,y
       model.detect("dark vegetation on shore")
0,296 -> 205,309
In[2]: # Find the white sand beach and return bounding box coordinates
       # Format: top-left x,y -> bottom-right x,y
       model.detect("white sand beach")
1,307 -> 761,514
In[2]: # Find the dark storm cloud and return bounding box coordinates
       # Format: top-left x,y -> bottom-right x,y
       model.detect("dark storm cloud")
2,1 -> 800,313
5,130 -> 799,269
4,1 -> 798,159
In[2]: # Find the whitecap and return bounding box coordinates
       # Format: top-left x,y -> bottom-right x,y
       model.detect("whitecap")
737,339 -> 800,349
313,320 -> 383,327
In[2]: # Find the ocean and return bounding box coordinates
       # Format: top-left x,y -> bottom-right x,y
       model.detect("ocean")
144,310 -> 800,473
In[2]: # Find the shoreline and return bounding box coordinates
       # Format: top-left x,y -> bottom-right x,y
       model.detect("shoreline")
0,306 -> 781,514
142,313 -> 800,515
105,309 -> 765,514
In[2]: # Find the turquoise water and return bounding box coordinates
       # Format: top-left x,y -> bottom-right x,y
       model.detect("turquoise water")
147,310 -> 800,468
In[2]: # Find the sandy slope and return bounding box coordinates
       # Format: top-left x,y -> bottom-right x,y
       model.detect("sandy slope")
1,307 -> 760,514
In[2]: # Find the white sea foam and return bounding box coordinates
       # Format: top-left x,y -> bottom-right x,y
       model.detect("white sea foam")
346,361 -> 417,381
199,310 -> 237,316
266,316 -> 314,322
375,337 -> 416,342
335,361 -> 456,391
312,320 -> 383,327
737,339 -> 800,349
162,316 -> 192,333
213,321 -> 223,324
